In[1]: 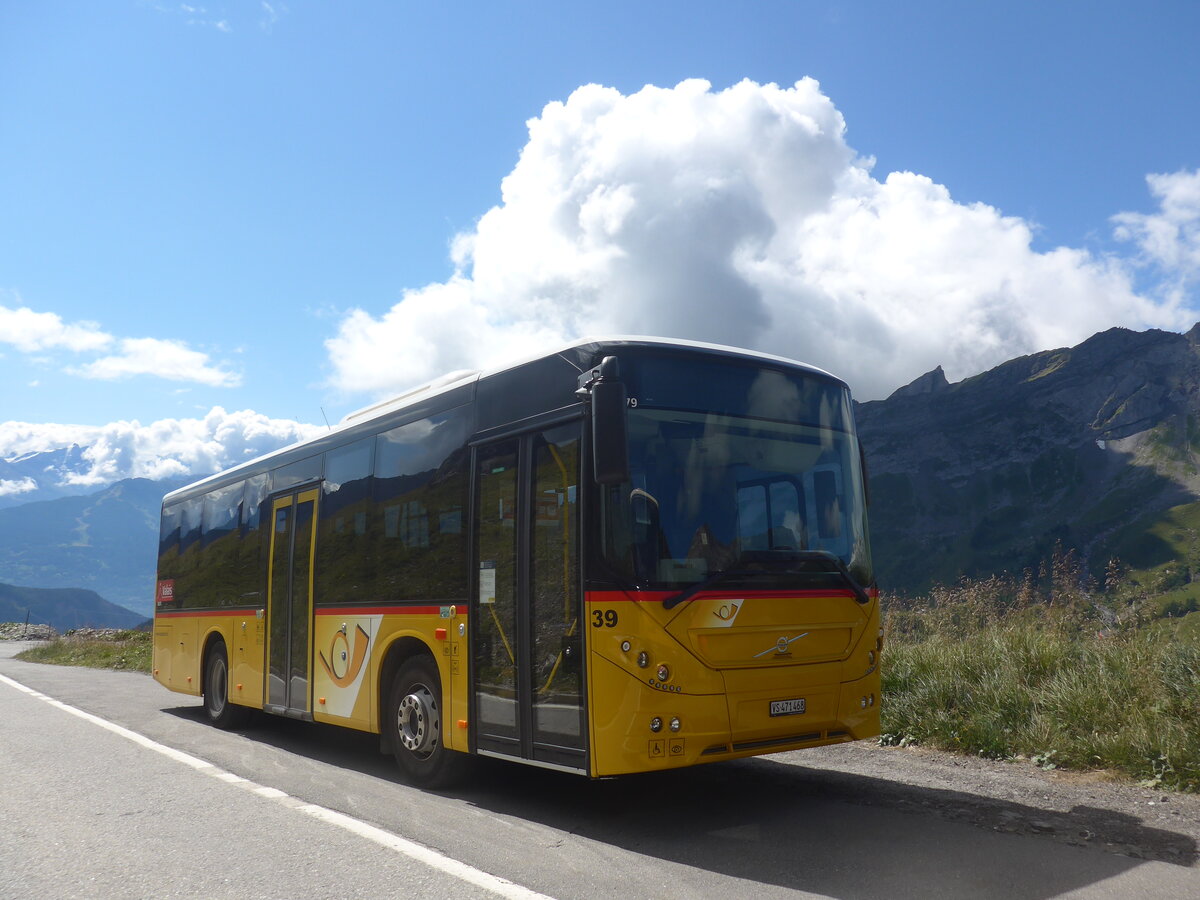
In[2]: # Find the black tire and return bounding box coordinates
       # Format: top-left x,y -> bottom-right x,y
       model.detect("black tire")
387,656 -> 466,788
203,642 -> 249,730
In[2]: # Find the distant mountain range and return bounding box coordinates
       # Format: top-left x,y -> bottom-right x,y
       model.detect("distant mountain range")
0,582 -> 146,632
0,476 -> 191,617
6,323 -> 1200,621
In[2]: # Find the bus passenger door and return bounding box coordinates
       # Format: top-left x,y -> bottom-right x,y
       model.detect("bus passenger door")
472,423 -> 586,771
265,488 -> 319,717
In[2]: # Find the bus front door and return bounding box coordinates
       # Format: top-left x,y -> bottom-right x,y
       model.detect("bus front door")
472,424 -> 586,772
265,488 -> 318,718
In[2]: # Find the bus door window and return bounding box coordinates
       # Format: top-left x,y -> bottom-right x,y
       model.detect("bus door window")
474,440 -> 520,744
268,503 -> 292,707
266,489 -> 317,713
473,423 -> 586,767
530,425 -> 582,749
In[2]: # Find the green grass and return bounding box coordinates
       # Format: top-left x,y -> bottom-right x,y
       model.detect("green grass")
881,574 -> 1200,791
15,630 -> 152,674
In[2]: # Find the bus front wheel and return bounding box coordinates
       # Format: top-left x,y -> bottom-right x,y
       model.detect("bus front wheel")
203,641 -> 249,730
387,656 -> 465,788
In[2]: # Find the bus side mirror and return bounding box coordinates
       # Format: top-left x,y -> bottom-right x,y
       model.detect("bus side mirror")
590,356 -> 630,485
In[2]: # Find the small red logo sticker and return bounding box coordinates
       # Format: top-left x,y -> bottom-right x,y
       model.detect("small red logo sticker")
156,580 -> 175,604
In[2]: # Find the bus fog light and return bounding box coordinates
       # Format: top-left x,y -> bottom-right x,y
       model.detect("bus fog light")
860,696 -> 868,709
656,664 -> 670,682
637,651 -> 649,668
669,717 -> 681,732
870,694 -> 876,707
868,650 -> 876,666
621,640 -> 631,652
650,717 -> 663,733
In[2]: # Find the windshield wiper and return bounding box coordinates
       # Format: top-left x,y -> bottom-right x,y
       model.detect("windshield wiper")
661,569 -> 767,610
661,549 -> 870,610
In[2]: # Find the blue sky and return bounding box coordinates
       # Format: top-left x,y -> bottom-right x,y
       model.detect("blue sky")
2,1 -> 1199,487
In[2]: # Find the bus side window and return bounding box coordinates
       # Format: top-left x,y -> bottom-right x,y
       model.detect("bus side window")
239,474 -> 269,600
157,503 -> 183,609
317,438 -> 374,604
175,497 -> 204,608
201,481 -> 245,607
373,408 -> 470,602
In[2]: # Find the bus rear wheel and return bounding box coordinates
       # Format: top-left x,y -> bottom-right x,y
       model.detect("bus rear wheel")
387,656 -> 465,788
203,641 -> 249,730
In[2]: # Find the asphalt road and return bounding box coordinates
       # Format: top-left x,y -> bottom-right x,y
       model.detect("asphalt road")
1,642 -> 1197,899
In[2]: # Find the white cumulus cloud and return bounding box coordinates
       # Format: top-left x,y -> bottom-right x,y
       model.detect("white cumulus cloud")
74,337 -> 241,387
0,409 -> 323,487
0,294 -> 241,388
0,301 -> 112,353
326,78 -> 1198,401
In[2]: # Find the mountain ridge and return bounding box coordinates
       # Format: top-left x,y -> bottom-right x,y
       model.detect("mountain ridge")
857,324 -> 1200,593
0,582 -> 146,632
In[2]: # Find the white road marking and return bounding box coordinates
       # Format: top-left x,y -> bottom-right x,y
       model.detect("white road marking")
295,804 -> 555,900
0,671 -> 556,900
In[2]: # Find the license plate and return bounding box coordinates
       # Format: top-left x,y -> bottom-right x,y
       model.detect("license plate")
769,698 -> 806,717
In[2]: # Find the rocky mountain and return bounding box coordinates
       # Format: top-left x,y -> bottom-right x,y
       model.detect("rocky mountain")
0,477 -> 191,616
857,324 -> 1200,595
0,582 -> 146,632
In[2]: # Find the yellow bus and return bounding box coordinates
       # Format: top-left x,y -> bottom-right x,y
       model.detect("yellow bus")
153,338 -> 879,786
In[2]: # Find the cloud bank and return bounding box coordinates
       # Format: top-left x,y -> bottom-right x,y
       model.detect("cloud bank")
0,296 -> 239,387
0,408 -> 323,488
327,78 -> 1199,401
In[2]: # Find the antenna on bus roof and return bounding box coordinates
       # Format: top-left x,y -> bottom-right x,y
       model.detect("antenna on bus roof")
320,407 -> 331,431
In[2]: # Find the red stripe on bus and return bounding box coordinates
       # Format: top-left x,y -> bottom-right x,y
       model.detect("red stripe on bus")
156,605 -> 467,619
314,606 -> 465,617
584,588 -> 873,603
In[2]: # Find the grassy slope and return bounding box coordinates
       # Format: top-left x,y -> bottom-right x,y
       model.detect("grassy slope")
881,576 -> 1200,792
14,631 -> 152,673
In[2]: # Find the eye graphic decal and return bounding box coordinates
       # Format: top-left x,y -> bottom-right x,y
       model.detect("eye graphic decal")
318,624 -> 370,687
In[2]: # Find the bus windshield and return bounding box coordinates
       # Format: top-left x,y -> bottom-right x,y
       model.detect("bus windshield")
600,358 -> 872,591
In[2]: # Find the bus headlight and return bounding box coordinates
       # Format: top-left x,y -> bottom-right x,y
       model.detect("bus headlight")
650,717 -> 663,732
656,664 -> 671,683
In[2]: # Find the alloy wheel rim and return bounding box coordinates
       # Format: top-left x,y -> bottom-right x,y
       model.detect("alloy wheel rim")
397,684 -> 438,757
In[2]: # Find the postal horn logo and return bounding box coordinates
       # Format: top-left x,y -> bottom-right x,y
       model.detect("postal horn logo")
319,624 -> 370,687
